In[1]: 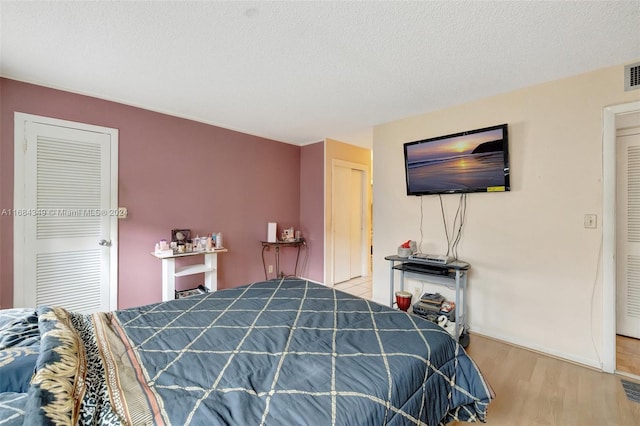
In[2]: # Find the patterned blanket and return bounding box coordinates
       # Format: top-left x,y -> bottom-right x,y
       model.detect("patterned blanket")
0,279 -> 493,425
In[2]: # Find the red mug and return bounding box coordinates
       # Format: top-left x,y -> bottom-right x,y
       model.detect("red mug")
395,291 -> 412,311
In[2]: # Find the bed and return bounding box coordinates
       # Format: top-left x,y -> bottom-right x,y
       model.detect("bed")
0,278 -> 493,425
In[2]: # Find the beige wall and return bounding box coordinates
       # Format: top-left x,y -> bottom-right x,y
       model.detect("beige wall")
372,62 -> 640,368
325,138 -> 372,285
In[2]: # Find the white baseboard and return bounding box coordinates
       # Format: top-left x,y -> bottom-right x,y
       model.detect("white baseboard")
471,327 -> 603,371
616,369 -> 640,382
296,276 -> 324,286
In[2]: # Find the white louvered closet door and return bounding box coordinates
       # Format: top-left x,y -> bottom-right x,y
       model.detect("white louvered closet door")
616,128 -> 640,339
18,117 -> 117,314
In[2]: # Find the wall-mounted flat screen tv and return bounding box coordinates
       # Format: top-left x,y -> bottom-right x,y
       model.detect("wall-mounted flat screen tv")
403,123 -> 510,195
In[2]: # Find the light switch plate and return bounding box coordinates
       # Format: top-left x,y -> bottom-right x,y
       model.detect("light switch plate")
584,214 -> 597,229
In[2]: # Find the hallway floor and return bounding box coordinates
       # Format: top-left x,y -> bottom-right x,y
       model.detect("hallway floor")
334,275 -> 372,300
617,334 -> 640,378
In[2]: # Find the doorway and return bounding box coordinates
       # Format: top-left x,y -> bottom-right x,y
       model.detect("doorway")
615,111 -> 640,376
13,113 -> 119,313
603,100 -> 640,375
331,159 -> 370,285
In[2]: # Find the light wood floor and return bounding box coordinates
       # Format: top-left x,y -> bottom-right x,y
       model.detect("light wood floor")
452,334 -> 640,426
617,334 -> 640,377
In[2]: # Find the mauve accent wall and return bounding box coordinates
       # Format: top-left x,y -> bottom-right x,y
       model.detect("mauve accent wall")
300,142 -> 324,283
0,78 -> 308,309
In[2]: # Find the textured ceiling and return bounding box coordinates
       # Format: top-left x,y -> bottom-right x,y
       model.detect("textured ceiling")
1,1 -> 639,146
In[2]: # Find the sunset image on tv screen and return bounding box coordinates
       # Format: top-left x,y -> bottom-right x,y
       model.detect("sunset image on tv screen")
405,127 -> 508,194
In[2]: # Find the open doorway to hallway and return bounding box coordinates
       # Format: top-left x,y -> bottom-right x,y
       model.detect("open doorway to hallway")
324,139 -> 372,288
603,100 -> 640,376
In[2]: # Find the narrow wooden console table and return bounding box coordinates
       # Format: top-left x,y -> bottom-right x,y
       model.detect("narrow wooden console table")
152,249 -> 227,301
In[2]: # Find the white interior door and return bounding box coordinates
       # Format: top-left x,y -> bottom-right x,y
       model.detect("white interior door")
14,113 -> 118,313
332,164 -> 364,284
349,169 -> 364,276
616,123 -> 640,339
333,165 -> 351,283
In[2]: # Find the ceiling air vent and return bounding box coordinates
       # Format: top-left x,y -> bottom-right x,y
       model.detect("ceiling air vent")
625,62 -> 640,91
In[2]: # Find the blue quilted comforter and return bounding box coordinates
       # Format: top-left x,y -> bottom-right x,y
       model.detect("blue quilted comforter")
0,279 -> 492,425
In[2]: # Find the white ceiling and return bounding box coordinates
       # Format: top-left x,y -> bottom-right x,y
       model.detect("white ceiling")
1,1 -> 639,147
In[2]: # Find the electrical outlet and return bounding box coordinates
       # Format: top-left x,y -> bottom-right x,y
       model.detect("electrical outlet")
268,265 -> 273,274
413,286 -> 421,301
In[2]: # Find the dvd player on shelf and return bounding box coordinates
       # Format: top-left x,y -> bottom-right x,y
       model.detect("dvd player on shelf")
408,253 -> 453,265
398,263 -> 449,275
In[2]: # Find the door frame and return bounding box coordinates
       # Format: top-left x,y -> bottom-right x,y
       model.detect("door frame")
13,112 -> 119,310
329,159 -> 370,286
602,100 -> 640,373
